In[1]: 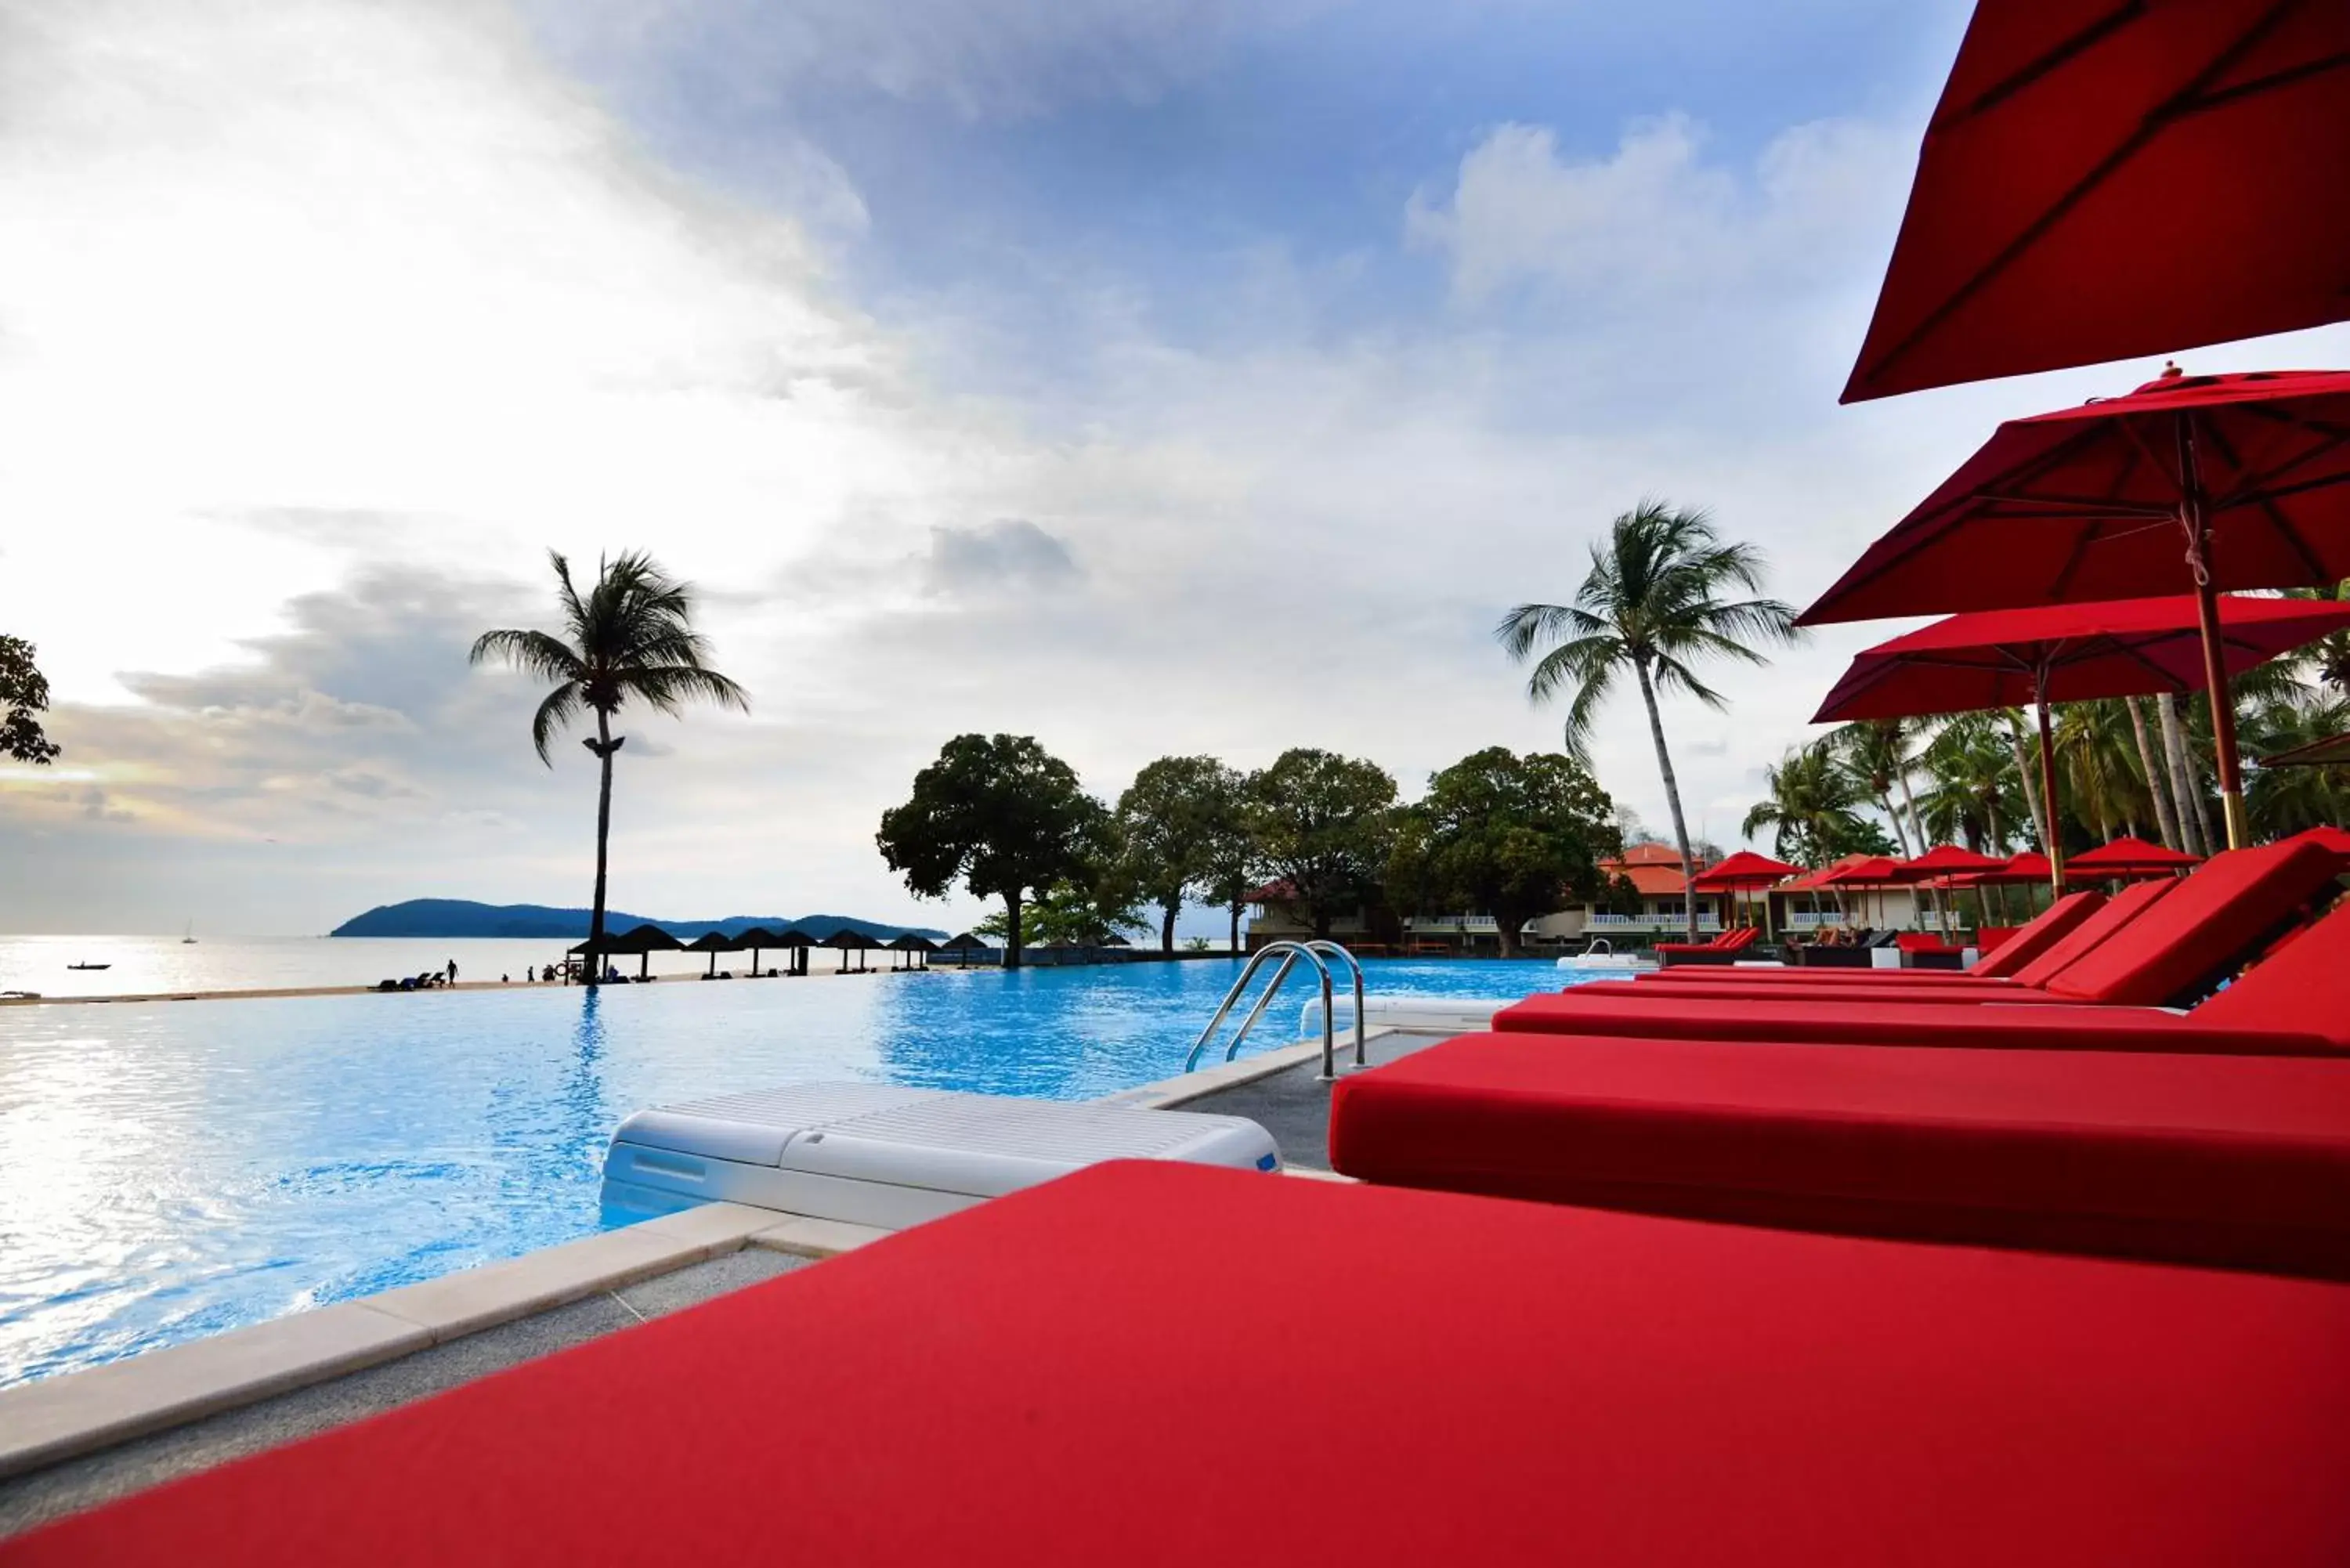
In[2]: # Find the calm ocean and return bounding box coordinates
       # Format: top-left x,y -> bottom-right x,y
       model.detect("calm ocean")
0,935 -> 761,999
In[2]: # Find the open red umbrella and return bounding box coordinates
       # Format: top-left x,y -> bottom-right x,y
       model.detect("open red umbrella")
1804,369 -> 2350,848
1843,0 -> 2350,403
1814,593 -> 2350,884
2066,836 -> 2204,880
1693,850 -> 1800,939
1891,845 -> 2006,937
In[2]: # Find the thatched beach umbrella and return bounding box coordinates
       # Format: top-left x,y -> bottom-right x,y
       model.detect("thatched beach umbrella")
731,927 -> 787,977
885,932 -> 937,971
572,923 -> 683,981
819,927 -> 878,973
684,930 -> 736,977
938,932 -> 987,969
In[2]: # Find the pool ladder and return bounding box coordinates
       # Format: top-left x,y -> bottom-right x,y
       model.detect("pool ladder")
1184,941 -> 1366,1081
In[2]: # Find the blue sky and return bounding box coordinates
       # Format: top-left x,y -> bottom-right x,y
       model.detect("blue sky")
2,0 -> 2342,936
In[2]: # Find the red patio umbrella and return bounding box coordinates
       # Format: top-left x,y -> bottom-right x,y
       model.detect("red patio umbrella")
1891,845 -> 2005,937
2067,836 -> 2204,880
1692,851 -> 1800,938
1843,0 -> 2350,403
1804,369 -> 2350,849
1813,593 -> 2350,886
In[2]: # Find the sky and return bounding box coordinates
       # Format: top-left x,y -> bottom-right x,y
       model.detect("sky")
3,0 -> 2347,937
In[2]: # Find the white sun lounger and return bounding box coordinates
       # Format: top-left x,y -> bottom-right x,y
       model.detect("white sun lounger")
602,1082 -> 1280,1229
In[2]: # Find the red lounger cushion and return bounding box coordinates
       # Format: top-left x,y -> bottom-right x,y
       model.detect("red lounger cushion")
1491,993 -> 2331,1054
13,1162 -> 2350,1567
1329,1031 -> 2350,1276
1644,889 -> 2107,985
2041,840 -> 2339,1002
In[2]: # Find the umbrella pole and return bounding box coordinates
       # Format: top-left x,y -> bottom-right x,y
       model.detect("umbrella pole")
2177,415 -> 2249,849
2037,696 -> 2065,894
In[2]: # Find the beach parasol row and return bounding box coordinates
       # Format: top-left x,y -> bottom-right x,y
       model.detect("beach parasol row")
566,923 -> 947,977
1825,0 -> 2350,852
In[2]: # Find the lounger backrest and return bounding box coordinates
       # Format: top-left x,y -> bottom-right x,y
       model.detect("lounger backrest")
2008,879 -> 2175,988
2192,895 -> 2350,1046
2044,840 -> 2344,1004
1965,889 -> 2106,977
1723,927 -> 1759,952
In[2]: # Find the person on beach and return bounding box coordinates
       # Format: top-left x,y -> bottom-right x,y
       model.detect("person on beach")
445,959 -> 458,985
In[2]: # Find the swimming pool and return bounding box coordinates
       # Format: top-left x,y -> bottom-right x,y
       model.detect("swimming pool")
0,959 -> 1563,1387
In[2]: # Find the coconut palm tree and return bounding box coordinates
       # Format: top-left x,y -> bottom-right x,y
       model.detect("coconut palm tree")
1831,719 -> 1918,855
472,551 -> 747,983
1918,714 -> 2022,854
2055,699 -> 2154,843
1743,741 -> 1875,869
1499,500 -> 1799,941
2244,688 -> 2350,836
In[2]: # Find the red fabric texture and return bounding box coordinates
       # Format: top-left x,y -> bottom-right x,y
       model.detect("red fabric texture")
1637,889 -> 2102,989
1806,371 -> 2350,623
1493,992 -> 2329,1056
2041,840 -> 2337,1002
1811,597 -> 2350,722
1843,0 -> 2350,401
16,1162 -> 2350,1567
2006,876 -> 2175,987
2195,899 -> 2350,1038
1329,1031 -> 2350,1278
1560,979 -> 2098,1007
1654,927 -> 1758,956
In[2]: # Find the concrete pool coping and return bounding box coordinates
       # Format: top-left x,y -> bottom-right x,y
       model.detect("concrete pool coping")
0,1026 -> 1408,1488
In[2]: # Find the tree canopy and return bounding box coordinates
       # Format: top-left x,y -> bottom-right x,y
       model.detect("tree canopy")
877,733 -> 1104,969
1386,747 -> 1619,956
1115,755 -> 1238,952
0,635 -> 62,765
1244,748 -> 1397,939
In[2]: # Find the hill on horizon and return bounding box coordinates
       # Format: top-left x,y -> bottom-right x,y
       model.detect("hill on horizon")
331,899 -> 947,943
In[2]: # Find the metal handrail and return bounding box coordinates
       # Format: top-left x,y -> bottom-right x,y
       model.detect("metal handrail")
1185,941 -> 1353,1078
1304,941 -> 1366,1074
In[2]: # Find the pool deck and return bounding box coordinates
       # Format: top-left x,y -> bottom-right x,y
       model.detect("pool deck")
0,1024 -> 1457,1538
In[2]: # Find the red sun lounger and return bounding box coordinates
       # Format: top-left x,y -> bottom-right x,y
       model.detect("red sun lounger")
1549,840 -> 2339,1013
1643,887 -> 2106,985
1329,1031 -> 2350,1278
11,1162 -> 2350,1567
1487,893 -> 2350,1056
1603,879 -> 2167,1004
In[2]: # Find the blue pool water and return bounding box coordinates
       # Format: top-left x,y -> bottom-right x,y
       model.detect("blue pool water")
0,959 -> 1562,1386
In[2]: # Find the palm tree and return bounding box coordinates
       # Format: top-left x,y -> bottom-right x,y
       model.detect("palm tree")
1743,741 -> 1872,868
472,551 -> 747,983
1499,500 -> 1799,941
2055,699 -> 2154,843
1831,720 -> 1918,855
2244,688 -> 2350,836
1918,713 -> 2022,854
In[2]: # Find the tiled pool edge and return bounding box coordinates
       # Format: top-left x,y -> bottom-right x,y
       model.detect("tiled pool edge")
0,1031 -> 1379,1480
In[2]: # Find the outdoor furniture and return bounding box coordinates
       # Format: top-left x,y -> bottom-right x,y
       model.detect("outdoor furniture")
1492,889 -> 2350,1057
1651,927 -> 1759,964
1650,891 -> 2103,988
18,1162 -> 2350,1567
1564,840 -> 2335,1010
1329,1028 -> 2350,1278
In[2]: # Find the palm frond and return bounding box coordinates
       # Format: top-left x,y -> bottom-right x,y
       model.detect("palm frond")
530,683 -> 584,766
470,628 -> 585,685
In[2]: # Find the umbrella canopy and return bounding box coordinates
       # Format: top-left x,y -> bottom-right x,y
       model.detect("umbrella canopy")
731,927 -> 788,948
1971,850 -> 2058,886
2260,730 -> 2350,768
1804,369 -> 2350,847
568,923 -> 681,956
682,931 -> 736,952
939,932 -> 987,951
819,929 -> 878,949
886,933 -> 938,952
2068,836 -> 2204,879
1843,0 -> 2350,403
1892,845 -> 2005,881
1823,857 -> 1906,888
1812,595 -> 2350,721
1690,851 -> 1800,891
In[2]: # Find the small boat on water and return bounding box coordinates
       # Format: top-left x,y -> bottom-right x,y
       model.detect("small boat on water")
182,922 -> 197,945
67,962 -> 112,971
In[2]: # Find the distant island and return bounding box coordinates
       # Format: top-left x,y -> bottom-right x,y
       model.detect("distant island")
331,899 -> 947,943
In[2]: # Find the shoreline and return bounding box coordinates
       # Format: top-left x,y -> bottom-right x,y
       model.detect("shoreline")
0,967 -> 928,1008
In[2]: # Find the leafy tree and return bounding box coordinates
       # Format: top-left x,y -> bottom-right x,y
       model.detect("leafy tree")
1499,499 -> 1799,941
1116,755 -> 1238,952
1742,742 -> 1875,868
1192,764 -> 1258,953
1244,748 -> 1397,940
1386,748 -> 1619,957
2244,688 -> 2350,838
877,733 -> 1104,970
472,553 -> 746,980
0,635 -> 62,764
1919,714 -> 2024,854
